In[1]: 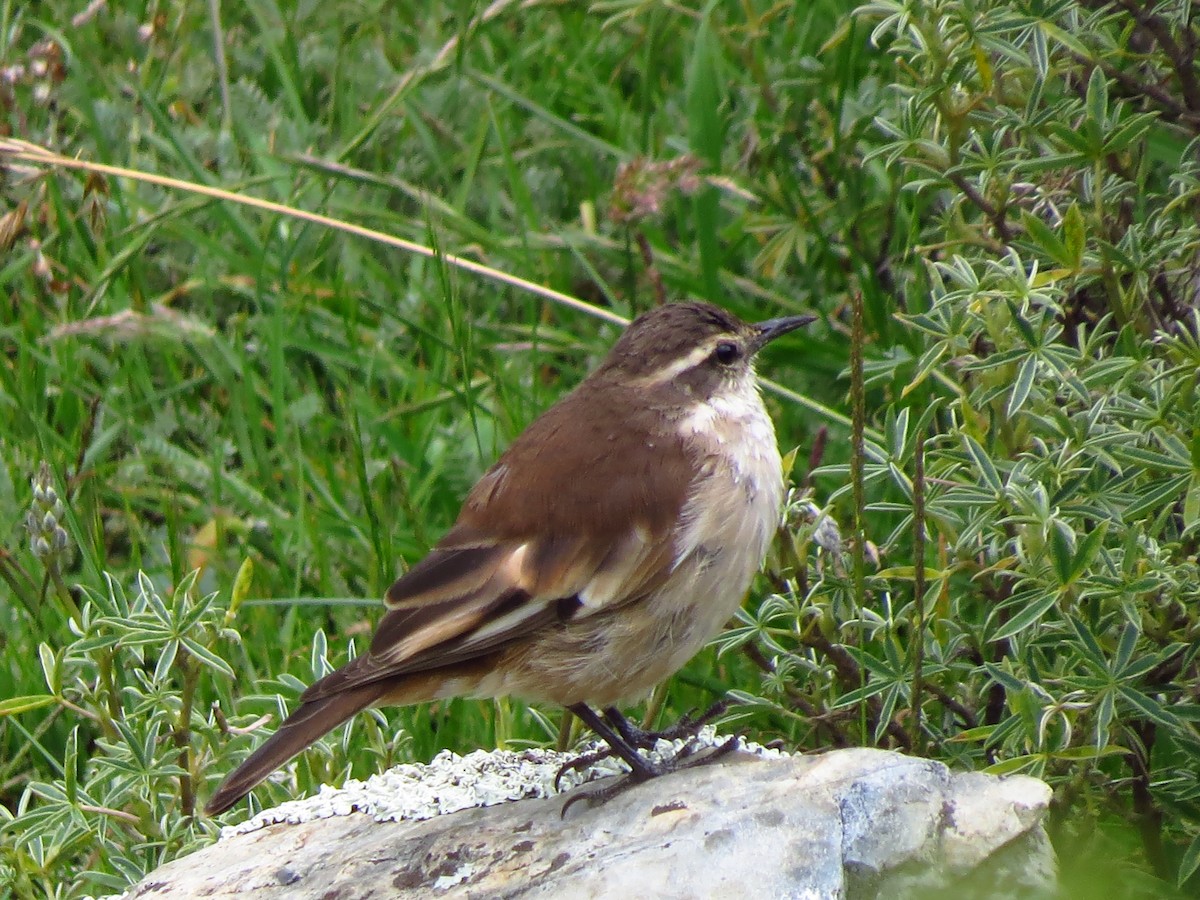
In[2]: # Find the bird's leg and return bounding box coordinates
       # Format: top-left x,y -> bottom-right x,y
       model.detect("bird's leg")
603,699 -> 732,749
556,700 -> 742,815
555,703 -> 659,790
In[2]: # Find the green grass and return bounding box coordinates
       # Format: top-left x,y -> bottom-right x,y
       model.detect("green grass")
1,2 -> 862,889
2,0 -> 1198,897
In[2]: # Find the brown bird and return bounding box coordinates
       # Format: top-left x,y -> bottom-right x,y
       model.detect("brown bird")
205,301 -> 813,815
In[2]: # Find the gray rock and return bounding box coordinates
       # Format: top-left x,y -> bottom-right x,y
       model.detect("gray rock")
127,741 -> 1055,899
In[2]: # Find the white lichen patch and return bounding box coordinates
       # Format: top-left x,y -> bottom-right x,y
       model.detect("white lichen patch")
219,728 -> 786,840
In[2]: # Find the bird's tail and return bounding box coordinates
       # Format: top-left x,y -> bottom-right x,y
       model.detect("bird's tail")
204,682 -> 387,816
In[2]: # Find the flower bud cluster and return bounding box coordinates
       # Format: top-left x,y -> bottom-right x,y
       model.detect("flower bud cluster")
25,462 -> 70,563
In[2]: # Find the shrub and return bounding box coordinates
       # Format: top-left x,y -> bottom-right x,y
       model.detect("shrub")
729,1 -> 1200,893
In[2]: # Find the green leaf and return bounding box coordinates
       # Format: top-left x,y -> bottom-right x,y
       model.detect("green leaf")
181,636 -> 236,678
1085,66 -> 1109,128
842,644 -> 897,678
887,461 -> 914,499
1049,744 -> 1129,760
962,433 -> 1003,493
992,592 -> 1059,642
153,639 -> 179,683
1096,690 -> 1115,746
830,681 -> 891,707
687,2 -> 724,300
1069,519 -> 1109,583
901,343 -> 948,397
983,755 -> 1041,776
1020,210 -> 1071,268
311,627 -> 329,677
64,726 -> 78,805
1062,203 -> 1085,269
1115,654 -> 1164,681
114,719 -> 146,767
888,406 -> 910,458
1039,20 -> 1092,57
1068,615 -> 1110,671
1179,833 -> 1200,887
983,663 -> 1027,693
1118,686 -> 1183,728
228,556 -> 255,624
1049,521 -> 1075,587
39,642 -> 61,695
1004,296 -> 1040,347
1112,446 -> 1190,472
1113,622 -> 1139,674
686,4 -> 724,167
142,583 -> 170,622
1007,354 -> 1039,418
874,565 -> 946,581
986,714 -> 1026,749
1124,475 -> 1190,520
278,673 -> 307,693
948,725 -> 998,742
1105,111 -> 1155,153
0,694 -> 57,716
1185,473 -> 1200,532
875,682 -> 903,743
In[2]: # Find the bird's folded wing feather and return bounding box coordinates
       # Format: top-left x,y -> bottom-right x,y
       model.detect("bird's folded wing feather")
300,524 -> 675,703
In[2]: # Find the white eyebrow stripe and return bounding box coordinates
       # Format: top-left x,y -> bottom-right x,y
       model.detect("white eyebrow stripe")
632,339 -> 722,386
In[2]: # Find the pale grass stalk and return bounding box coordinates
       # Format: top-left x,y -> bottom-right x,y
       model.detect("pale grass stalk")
0,139 -> 865,434
0,137 -> 627,327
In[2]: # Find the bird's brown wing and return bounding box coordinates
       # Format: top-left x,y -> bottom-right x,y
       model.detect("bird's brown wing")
300,523 -> 676,703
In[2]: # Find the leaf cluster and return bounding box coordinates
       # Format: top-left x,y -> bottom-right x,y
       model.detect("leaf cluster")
729,1 -> 1200,893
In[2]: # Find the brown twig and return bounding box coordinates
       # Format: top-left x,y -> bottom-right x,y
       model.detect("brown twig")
742,643 -> 853,749
803,426 -> 827,490
635,231 -> 667,307
799,629 -> 915,752
1067,50 -> 1200,132
1128,720 -> 1167,879
947,171 -> 1013,244
1111,0 -> 1200,115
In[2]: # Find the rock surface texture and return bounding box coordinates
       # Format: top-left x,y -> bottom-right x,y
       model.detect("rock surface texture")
128,740 -> 1055,899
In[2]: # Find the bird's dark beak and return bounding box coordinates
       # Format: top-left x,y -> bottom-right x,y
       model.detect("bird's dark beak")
750,314 -> 817,353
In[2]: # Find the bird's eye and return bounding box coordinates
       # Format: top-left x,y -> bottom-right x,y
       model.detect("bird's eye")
713,341 -> 741,365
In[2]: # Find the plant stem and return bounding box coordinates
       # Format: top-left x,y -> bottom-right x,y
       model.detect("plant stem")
910,426 -> 927,754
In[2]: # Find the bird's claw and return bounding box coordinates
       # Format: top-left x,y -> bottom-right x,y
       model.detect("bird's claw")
553,745 -> 617,792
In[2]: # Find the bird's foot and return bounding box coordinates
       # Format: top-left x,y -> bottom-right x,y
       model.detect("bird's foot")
558,733 -> 741,816
553,699 -> 733,792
